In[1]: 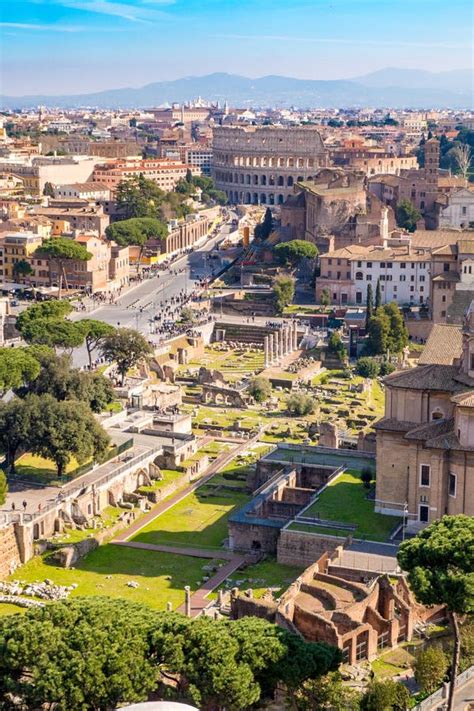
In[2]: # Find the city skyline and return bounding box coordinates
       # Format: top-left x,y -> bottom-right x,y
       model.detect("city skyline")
2,0 -> 473,96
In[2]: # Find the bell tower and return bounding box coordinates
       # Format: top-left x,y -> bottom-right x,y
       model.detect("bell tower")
424,138 -> 440,189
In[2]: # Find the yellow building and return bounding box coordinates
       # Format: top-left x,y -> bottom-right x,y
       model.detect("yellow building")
2,231 -> 43,280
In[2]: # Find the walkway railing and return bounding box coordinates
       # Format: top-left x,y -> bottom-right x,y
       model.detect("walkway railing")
412,665 -> 474,711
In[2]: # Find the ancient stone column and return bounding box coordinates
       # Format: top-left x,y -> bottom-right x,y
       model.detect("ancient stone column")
166,601 -> 173,612
268,333 -> 274,365
278,330 -> 284,360
218,589 -> 225,607
292,322 -> 298,350
264,336 -> 269,368
184,585 -> 191,617
284,327 -> 290,356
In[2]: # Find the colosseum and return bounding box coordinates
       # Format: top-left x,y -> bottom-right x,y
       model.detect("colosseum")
212,125 -> 329,205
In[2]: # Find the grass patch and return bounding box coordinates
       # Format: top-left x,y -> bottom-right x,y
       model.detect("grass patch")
0,603 -> 27,617
54,506 -> 125,545
132,487 -> 250,550
9,546 -> 222,611
15,452 -> 82,481
211,557 -> 304,600
304,470 -> 398,542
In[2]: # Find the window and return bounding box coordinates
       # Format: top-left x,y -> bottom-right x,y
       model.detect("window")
443,263 -> 450,272
419,504 -> 429,523
380,262 -> 386,268
366,274 -> 372,281
420,464 -> 430,487
367,262 -> 372,268
355,271 -> 363,280
442,295 -> 446,302
462,206 -> 467,215
357,261 -> 362,268
400,262 -> 406,269
400,275 -> 406,282
470,353 -> 474,370
448,473 -> 456,498
441,310 -> 446,317
387,262 -> 393,269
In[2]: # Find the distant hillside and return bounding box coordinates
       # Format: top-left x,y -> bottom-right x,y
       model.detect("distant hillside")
1,69 -> 472,110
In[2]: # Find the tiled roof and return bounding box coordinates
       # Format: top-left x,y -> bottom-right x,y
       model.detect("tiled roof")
451,392 -> 474,408
384,365 -> 471,392
405,418 -> 455,441
373,418 -> 418,432
418,324 -> 463,365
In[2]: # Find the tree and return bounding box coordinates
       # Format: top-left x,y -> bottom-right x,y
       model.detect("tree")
273,275 -> 295,314
42,181 -> 55,197
451,143 -> 471,180
398,515 -> 474,711
16,301 -> 85,351
12,259 -> 33,281
295,671 -> 361,710
287,392 -> 316,416
22,350 -> 114,412
150,613 -> 341,709
384,302 -> 408,354
0,470 -> 6,506
327,331 -> 347,361
375,278 -> 382,310
366,282 -> 374,330
115,174 -> 165,219
320,288 -> 330,307
0,348 -> 41,394
248,377 -> 272,403
100,328 -> 153,385
396,199 -> 421,232
0,395 -> 43,474
79,319 -> 115,369
36,237 -> 92,298
31,396 -> 110,478
365,308 -> 391,356
274,240 -> 318,269
180,306 -> 196,325
361,466 -> 374,489
355,356 -> 380,378
105,216 -> 167,268
0,598 -> 157,710
255,208 -> 273,241
360,680 -> 410,711
414,646 -> 448,694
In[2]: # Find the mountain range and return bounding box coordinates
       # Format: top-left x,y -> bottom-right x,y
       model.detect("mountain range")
1,68 -> 472,110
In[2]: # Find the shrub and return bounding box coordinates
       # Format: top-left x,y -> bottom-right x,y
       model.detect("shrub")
287,392 -> 316,416
361,467 -> 375,489
414,646 -> 448,694
248,377 -> 272,403
380,361 -> 396,376
356,357 -> 380,378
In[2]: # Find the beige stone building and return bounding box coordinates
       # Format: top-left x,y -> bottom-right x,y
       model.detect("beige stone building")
212,125 -> 329,205
374,309 -> 474,530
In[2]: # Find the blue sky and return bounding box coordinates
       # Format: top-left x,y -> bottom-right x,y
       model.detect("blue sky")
1,0 -> 473,95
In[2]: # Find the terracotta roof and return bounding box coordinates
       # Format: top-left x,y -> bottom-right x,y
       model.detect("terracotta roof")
405,417 -> 455,441
384,364 -> 471,393
418,324 -> 463,366
373,418 -> 418,432
425,430 -> 474,452
451,391 -> 474,408
411,230 -> 474,249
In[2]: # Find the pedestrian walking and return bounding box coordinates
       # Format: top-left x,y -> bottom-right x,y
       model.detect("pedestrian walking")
22,500 -> 27,511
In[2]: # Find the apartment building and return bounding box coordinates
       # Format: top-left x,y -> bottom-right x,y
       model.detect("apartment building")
33,199 -> 110,236
91,158 -> 192,194
1,231 -> 43,280
54,182 -> 111,201
316,240 -> 430,306
0,156 -> 99,196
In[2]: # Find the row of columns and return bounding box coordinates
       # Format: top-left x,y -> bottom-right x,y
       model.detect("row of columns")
263,323 -> 298,368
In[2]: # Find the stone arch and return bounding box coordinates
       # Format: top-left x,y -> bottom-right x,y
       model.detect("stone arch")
245,192 -> 251,203
278,194 -> 284,204
215,392 -> 225,405
253,193 -> 259,204
246,174 -> 251,184
297,176 -> 304,183
33,523 -> 40,540
269,193 -> 275,205
287,176 -> 294,187
261,193 -> 267,204
261,174 -> 267,186
277,175 -> 284,186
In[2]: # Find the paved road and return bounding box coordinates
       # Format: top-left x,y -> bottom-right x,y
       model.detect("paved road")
177,555 -> 246,618
70,216 -> 239,367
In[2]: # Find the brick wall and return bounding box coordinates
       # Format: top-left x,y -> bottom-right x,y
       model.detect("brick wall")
0,525 -> 22,579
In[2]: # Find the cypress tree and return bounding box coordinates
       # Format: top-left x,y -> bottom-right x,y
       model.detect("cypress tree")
365,283 -> 374,330
375,278 -> 382,310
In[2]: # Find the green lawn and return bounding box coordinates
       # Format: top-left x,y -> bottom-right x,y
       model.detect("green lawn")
54,506 -> 125,545
0,603 -> 27,618
15,452 -> 82,483
9,546 -> 222,611
287,522 -> 350,538
132,488 -> 250,550
211,557 -> 304,600
304,470 -> 399,542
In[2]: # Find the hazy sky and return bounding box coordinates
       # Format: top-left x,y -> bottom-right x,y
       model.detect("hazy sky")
1,0 -> 473,96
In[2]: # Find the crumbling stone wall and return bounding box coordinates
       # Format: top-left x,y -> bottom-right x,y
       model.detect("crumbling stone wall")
277,529 -> 347,566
